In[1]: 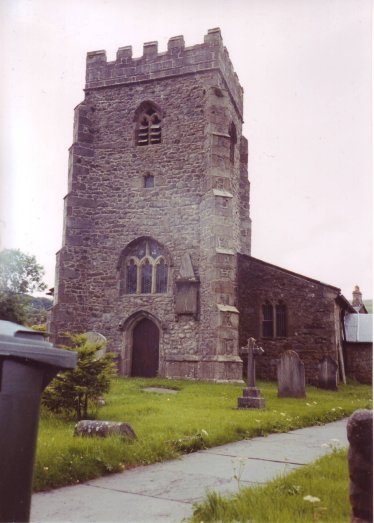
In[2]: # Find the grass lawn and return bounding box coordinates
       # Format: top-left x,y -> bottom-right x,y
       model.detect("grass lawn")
34,378 -> 372,492
190,448 -> 350,522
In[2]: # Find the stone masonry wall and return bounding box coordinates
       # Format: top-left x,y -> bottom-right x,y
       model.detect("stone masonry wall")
237,255 -> 341,384
344,343 -> 373,384
50,29 -> 247,381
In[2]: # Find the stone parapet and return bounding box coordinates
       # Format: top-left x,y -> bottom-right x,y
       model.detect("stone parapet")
85,28 -> 243,120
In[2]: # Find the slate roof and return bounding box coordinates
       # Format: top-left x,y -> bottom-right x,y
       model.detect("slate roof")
344,313 -> 373,343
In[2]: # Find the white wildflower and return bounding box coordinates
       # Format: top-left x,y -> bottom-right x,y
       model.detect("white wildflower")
303,495 -> 320,503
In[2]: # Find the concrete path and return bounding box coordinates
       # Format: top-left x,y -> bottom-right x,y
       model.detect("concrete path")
31,419 -> 348,523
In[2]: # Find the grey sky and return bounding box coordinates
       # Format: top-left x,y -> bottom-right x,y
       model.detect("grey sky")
0,0 -> 372,300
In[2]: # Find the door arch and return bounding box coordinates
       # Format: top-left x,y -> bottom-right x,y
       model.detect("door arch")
131,318 -> 159,377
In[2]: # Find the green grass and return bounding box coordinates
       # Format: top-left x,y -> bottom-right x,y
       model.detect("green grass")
190,449 -> 350,522
34,378 -> 372,492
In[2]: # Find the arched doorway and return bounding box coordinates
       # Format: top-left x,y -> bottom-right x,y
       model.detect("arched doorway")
131,318 -> 159,377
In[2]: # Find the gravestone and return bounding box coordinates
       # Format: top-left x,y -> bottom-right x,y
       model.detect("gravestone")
238,338 -> 266,409
347,409 -> 373,523
74,420 -> 136,439
318,355 -> 338,390
277,350 -> 306,398
84,331 -> 107,360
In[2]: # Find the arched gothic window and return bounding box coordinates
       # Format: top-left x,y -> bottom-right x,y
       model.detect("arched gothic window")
120,238 -> 169,295
135,102 -> 162,146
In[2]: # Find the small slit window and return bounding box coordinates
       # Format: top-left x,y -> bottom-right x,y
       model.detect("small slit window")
144,174 -> 154,188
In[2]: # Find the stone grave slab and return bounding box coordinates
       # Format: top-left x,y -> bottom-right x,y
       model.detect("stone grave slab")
277,350 -> 306,398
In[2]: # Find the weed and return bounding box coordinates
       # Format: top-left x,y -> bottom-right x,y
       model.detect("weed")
191,450 -> 350,522
34,378 -> 371,492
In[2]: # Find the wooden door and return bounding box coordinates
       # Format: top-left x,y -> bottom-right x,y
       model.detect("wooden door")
131,318 -> 159,377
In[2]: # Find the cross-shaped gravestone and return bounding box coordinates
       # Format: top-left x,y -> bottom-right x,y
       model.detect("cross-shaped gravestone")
237,338 -> 266,409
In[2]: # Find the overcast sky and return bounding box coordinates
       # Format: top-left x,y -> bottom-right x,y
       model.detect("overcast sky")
0,0 -> 372,300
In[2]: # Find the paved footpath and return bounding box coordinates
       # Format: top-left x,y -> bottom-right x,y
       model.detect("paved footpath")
31,419 -> 348,523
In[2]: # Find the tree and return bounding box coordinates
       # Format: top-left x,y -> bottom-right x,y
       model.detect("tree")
0,249 -> 46,294
42,334 -> 116,420
0,248 -> 47,324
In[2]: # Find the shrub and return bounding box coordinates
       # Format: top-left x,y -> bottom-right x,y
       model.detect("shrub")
42,334 -> 116,419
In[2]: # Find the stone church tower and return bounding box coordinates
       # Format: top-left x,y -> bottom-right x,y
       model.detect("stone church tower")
50,28 -> 251,381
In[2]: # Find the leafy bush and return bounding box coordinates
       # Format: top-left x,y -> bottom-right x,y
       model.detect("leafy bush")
42,334 -> 116,420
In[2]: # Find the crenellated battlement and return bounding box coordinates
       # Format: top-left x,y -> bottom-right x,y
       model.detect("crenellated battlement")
85,28 -> 243,118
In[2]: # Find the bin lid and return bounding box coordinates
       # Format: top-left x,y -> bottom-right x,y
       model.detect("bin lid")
0,320 -> 77,369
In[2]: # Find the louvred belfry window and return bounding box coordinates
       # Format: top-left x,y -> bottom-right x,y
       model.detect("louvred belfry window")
136,105 -> 162,146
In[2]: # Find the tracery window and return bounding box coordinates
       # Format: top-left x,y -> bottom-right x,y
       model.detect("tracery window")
135,103 -> 162,146
120,238 -> 169,295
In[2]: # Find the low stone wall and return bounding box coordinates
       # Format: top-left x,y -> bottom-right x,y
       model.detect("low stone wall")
344,343 -> 373,384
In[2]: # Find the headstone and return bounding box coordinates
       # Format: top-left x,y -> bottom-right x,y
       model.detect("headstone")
347,410 -> 373,523
74,420 -> 136,440
318,355 -> 338,390
277,350 -> 305,398
84,331 -> 107,359
238,338 -> 266,409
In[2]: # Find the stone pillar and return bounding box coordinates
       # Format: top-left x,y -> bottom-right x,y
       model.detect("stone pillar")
347,409 -> 373,523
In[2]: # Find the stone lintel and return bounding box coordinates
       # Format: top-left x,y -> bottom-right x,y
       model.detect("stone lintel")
217,304 -> 239,313
211,131 -> 231,138
213,189 -> 233,198
215,247 -> 236,255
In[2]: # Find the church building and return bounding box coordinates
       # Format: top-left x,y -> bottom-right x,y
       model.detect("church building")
49,29 -> 363,384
